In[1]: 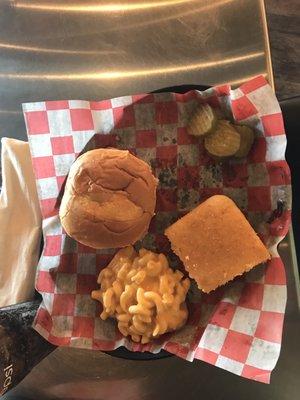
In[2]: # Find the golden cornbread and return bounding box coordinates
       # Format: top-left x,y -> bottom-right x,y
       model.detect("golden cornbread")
165,195 -> 270,293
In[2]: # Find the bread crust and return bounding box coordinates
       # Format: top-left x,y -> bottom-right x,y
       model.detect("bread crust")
165,195 -> 270,292
59,148 -> 157,249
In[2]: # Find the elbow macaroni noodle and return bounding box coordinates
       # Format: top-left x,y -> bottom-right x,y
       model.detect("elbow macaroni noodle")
91,246 -> 190,343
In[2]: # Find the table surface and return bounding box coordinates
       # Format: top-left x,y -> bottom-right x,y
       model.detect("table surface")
1,0 -> 299,399
0,0 -> 273,143
265,0 -> 300,100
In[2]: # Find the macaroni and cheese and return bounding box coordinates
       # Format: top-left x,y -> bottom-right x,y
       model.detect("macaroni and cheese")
92,246 -> 190,343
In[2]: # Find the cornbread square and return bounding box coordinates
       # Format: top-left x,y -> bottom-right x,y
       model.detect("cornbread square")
165,195 -> 270,293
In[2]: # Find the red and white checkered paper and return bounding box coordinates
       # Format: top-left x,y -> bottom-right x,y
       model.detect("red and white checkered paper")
23,76 -> 291,383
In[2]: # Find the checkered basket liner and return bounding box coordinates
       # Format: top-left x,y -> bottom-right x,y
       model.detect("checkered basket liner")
23,76 -> 291,383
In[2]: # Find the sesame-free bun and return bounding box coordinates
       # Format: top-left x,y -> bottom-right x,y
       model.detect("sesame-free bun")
59,148 -> 157,249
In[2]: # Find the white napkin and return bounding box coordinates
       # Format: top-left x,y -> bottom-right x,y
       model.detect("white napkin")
0,138 -> 41,307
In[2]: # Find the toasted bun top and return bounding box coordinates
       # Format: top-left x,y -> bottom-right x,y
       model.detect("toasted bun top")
59,148 -> 157,249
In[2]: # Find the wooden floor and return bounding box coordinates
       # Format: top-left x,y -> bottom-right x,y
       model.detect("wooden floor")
265,0 -> 300,100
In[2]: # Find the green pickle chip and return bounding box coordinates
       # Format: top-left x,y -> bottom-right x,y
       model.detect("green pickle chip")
187,103 -> 218,137
234,125 -> 255,158
204,120 -> 240,158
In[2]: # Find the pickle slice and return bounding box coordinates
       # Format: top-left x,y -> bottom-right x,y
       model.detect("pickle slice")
204,120 -> 240,158
187,103 -> 218,137
234,125 -> 255,158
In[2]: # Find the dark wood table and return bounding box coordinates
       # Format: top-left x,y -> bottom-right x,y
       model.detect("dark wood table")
265,0 -> 300,100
